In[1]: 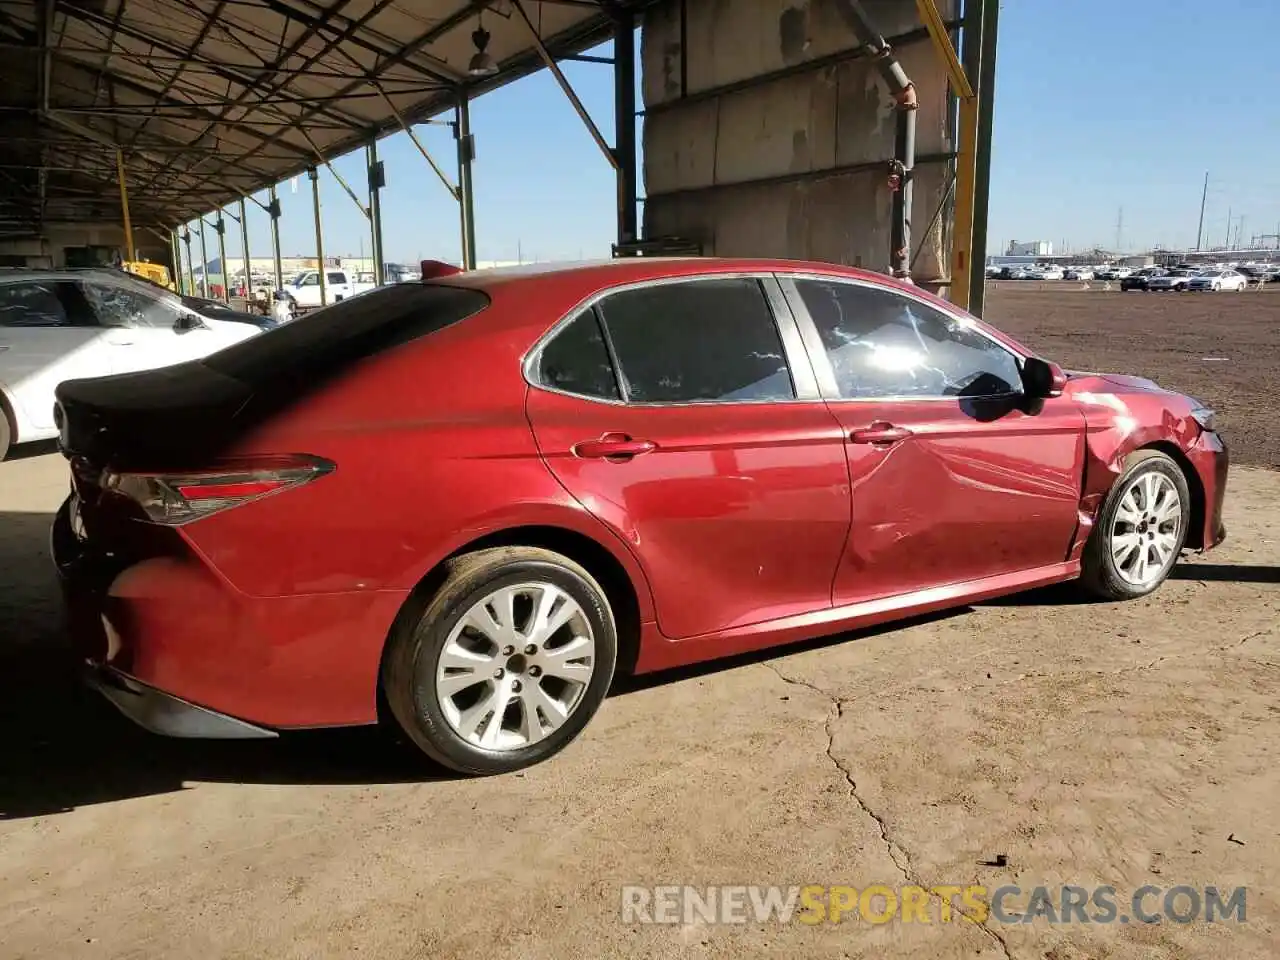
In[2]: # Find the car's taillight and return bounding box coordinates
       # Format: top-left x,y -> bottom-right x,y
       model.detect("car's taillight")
101,455 -> 334,525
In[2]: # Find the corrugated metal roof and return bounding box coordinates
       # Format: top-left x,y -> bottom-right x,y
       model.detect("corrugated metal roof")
0,0 -> 636,236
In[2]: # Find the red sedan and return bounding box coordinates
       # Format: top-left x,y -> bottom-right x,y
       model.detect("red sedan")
52,259 -> 1228,774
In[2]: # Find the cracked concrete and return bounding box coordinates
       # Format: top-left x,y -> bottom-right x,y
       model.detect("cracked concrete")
2,457 -> 1278,960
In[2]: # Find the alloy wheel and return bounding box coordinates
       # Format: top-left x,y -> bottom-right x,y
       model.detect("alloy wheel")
433,582 -> 596,751
1108,471 -> 1184,588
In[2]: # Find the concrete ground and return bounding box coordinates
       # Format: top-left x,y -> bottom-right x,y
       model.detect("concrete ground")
2,454 -> 1277,958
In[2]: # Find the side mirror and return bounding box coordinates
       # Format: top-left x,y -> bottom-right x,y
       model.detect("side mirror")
175,312 -> 208,333
1022,357 -> 1067,399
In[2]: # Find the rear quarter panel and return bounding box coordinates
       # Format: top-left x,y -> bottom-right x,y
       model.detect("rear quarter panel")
177,283 -> 656,619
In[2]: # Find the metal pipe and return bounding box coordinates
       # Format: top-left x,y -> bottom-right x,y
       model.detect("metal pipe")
949,0 -> 983,307
614,11 -> 638,249
967,0 -> 999,318
268,185 -> 283,292
197,219 -> 209,298
170,229 -> 183,294
215,214 -> 230,304
115,149 -> 136,262
831,0 -> 918,280
455,94 -> 477,271
310,168 -> 327,306
182,230 -> 195,295
368,140 -> 384,285
1195,172 -> 1208,251
512,0 -> 619,171
300,129 -> 369,218
376,85 -> 459,200
239,196 -> 251,302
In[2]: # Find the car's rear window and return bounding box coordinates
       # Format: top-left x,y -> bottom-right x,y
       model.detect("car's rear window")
203,283 -> 489,384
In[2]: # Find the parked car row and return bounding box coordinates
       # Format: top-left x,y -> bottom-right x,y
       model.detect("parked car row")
988,261 -> 1280,286
0,268 -> 269,460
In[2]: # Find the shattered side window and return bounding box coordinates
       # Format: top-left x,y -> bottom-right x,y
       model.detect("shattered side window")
794,279 -> 1023,400
81,283 -> 182,329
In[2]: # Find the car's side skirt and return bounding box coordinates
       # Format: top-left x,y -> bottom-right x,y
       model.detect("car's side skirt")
633,560 -> 1081,674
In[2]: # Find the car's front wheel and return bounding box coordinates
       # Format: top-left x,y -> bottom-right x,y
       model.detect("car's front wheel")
382,546 -> 617,775
1081,450 -> 1190,600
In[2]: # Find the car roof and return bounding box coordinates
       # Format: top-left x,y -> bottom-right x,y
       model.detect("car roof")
436,256 -> 940,309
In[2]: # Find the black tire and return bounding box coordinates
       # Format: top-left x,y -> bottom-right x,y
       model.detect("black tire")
382,546 -> 617,775
0,407 -> 10,462
1080,450 -> 1190,601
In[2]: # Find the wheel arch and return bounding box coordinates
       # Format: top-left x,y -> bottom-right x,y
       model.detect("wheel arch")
378,522 -> 650,723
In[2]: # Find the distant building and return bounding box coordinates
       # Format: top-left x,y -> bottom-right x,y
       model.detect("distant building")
1007,240 -> 1054,257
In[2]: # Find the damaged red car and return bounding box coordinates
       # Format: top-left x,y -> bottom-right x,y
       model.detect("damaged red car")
52,259 -> 1228,774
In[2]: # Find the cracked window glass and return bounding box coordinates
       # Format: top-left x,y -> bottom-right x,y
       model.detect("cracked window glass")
81,283 -> 181,329
794,279 -> 1022,399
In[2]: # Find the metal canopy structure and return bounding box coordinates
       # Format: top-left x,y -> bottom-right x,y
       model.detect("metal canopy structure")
0,0 -> 644,241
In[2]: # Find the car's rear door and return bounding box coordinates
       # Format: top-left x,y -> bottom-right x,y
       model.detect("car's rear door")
779,273 -> 1086,606
525,274 -> 851,640
0,279 -> 112,434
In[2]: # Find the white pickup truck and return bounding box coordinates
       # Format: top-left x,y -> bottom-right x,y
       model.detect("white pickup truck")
281,269 -> 376,311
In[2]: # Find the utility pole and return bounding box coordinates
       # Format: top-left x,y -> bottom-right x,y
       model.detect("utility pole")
1195,171 -> 1208,251
1224,207 -> 1231,249
1114,207 -> 1123,253
1238,216 -> 1246,250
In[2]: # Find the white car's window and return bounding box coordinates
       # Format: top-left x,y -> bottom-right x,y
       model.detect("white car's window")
795,279 -> 1023,400
81,284 -> 182,329
326,272 -> 346,285
298,274 -> 319,287
0,281 -> 73,327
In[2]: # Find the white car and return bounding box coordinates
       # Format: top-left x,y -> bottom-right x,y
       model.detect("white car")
1064,267 -> 1095,280
1038,266 -> 1066,280
280,268 -> 377,311
1187,270 -> 1248,292
0,269 -> 260,459
1146,270 -> 1198,292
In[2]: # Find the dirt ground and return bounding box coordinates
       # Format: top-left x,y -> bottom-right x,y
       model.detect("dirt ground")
984,283 -> 1280,467
2,288 -> 1279,959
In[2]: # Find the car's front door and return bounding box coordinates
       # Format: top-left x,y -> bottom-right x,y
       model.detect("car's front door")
0,279 -> 112,433
780,274 -> 1086,606
525,274 -> 851,640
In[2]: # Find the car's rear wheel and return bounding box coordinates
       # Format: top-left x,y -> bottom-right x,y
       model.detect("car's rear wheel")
1081,451 -> 1190,600
0,408 -> 10,462
382,546 -> 617,775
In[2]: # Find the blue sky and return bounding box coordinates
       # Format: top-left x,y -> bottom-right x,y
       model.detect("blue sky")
195,0 -> 1280,268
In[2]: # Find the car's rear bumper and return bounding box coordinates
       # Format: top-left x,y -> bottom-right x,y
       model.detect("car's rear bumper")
52,494 -> 397,732
86,664 -> 277,738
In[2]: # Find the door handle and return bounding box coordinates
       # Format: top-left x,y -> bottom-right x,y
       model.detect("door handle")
572,433 -> 657,460
850,422 -> 912,445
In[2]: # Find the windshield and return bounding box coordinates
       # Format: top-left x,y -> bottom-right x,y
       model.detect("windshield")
203,282 -> 489,385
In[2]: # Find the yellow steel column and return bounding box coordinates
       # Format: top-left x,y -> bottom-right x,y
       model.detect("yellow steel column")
115,149 -> 136,262
950,94 -> 979,309
914,0 -> 977,308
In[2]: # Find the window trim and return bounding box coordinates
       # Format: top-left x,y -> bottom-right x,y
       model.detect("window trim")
776,273 -> 1029,403
522,272 -> 821,407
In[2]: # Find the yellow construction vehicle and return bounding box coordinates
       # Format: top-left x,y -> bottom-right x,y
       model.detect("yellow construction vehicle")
122,259 -> 176,291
